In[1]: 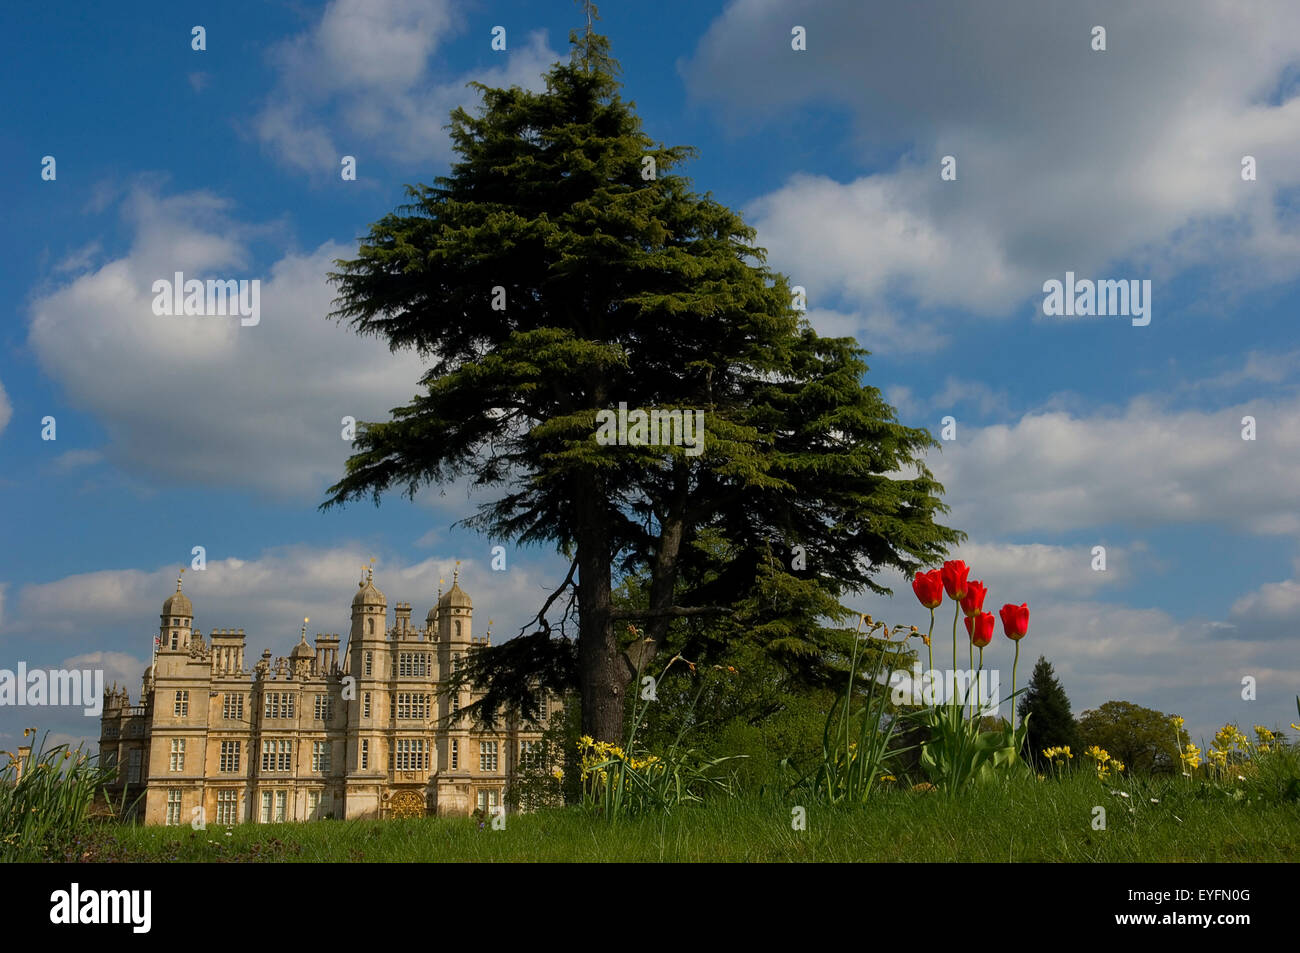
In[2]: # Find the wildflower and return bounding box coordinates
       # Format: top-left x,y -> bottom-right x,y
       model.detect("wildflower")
880,775 -> 896,782
1180,743 -> 1201,771
1150,798 -> 1159,804
1042,745 -> 1073,762
1084,745 -> 1110,764
1111,790 -> 1129,798
1170,715 -> 1184,730
726,665 -> 736,673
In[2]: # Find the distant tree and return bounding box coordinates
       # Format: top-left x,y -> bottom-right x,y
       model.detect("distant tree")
1076,700 -> 1187,775
1018,656 -> 1079,768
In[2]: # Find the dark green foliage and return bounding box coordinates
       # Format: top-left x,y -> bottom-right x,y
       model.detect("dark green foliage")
1077,700 -> 1185,775
321,20 -> 960,741
1018,656 -> 1079,768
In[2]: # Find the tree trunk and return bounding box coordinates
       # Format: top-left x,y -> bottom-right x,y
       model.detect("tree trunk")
575,478 -> 623,743
641,462 -> 690,666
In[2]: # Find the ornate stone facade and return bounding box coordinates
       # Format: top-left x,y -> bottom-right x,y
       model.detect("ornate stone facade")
98,566 -> 555,825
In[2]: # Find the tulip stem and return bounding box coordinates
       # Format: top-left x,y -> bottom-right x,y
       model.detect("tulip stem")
926,608 -> 934,676
1011,640 -> 1020,730
951,601 -> 959,701
968,639 -> 974,717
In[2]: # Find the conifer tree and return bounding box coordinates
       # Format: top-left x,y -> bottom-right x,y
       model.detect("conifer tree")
322,11 -> 960,742
1018,655 -> 1079,767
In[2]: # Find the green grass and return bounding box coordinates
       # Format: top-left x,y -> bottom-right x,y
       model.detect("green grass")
73,772 -> 1300,862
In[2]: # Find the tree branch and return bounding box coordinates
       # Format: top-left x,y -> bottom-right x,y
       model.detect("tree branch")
518,556 -> 579,638
609,605 -> 729,621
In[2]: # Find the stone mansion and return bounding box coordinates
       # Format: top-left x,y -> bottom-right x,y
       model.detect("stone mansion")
98,566 -> 557,825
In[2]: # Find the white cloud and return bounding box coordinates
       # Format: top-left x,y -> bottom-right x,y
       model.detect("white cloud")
254,0 -> 559,173
944,541 -> 1128,598
685,0 -> 1300,348
50,449 -> 103,472
61,650 -> 147,694
0,377 -> 10,436
1229,559 -> 1300,640
925,394 -> 1300,537
1195,348 -> 1300,392
6,546 -> 572,654
27,185 -> 431,498
54,242 -> 101,274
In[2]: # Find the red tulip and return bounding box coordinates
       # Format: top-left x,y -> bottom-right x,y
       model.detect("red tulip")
965,611 -> 994,648
960,580 -> 987,617
999,603 -> 1029,641
941,560 -> 970,601
912,570 -> 944,609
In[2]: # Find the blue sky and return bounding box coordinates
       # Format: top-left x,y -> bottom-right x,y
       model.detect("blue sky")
2,0 -> 1298,753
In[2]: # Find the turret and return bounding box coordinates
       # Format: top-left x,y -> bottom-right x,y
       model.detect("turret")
159,570 -> 194,653
290,618 -> 315,678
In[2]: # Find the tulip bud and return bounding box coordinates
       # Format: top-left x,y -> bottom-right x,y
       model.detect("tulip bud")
964,611 -> 994,648
941,560 -> 970,601
999,603 -> 1029,640
960,580 -> 988,617
912,570 -> 944,609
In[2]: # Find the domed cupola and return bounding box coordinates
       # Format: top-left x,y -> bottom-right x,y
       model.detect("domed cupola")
438,564 -> 472,610
352,568 -> 386,608
436,563 -> 472,643
350,560 -> 388,641
159,570 -> 194,652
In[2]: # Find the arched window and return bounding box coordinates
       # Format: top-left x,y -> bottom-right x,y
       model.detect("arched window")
368,618 -> 374,635
454,620 -> 462,638
170,632 -> 178,650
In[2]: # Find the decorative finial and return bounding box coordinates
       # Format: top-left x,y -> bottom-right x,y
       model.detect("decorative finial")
300,617 -> 309,640
364,557 -> 375,585
453,560 -> 460,585
176,567 -> 185,592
